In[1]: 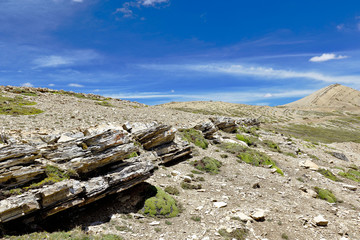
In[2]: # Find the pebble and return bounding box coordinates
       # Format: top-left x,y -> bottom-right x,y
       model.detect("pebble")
149,221 -> 160,226
313,215 -> 328,226
250,209 -> 266,221
213,202 -> 227,208
343,184 -> 357,191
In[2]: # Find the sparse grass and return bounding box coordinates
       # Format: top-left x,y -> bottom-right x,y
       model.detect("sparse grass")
5,228 -> 123,240
317,168 -> 340,182
115,225 -> 132,232
165,220 -> 172,225
308,153 -> 319,161
191,157 -> 222,174
270,124 -> 360,143
164,186 -> 180,195
125,152 -> 138,159
218,228 -> 248,240
179,128 -> 208,149
220,154 -> 228,158
238,126 -> 259,136
338,169 -> 360,182
181,181 -> 202,190
284,152 -> 297,158
96,100 -> 114,107
263,140 -> 281,152
154,227 -> 161,233
191,216 -> 201,222
236,134 -> 257,146
191,170 -> 204,174
314,187 -> 337,203
53,90 -> 101,101
143,186 -> 179,218
0,95 -> 43,115
24,165 -> 72,191
281,233 -> 289,240
218,142 -> 283,175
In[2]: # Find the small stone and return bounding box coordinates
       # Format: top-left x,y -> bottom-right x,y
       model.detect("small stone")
250,209 -> 266,221
183,176 -> 192,183
57,135 -> 74,143
149,221 -> 160,226
313,215 -> 328,226
236,212 -> 252,222
213,202 -> 227,208
195,206 -> 204,211
343,184 -> 357,191
171,170 -> 181,176
300,160 -> 319,170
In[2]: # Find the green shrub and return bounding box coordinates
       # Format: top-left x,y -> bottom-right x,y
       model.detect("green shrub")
96,101 -> 114,107
317,169 -> 340,182
25,165 -> 72,190
190,216 -> 201,222
191,157 -> 222,174
314,187 -> 337,203
179,129 -> 208,149
143,186 -> 179,218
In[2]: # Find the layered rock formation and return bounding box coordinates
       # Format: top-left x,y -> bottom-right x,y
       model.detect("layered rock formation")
0,122 -> 192,228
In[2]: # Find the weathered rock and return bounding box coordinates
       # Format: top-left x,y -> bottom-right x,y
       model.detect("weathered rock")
210,117 -> 239,133
194,121 -> 217,139
250,209 -> 266,221
236,212 -> 253,222
0,166 -> 45,188
40,135 -> 61,144
300,160 -> 319,171
330,152 -> 349,161
213,202 -> 227,208
0,145 -> 40,169
313,215 -> 328,226
122,122 -> 157,134
132,124 -> 176,150
154,137 -> 191,164
343,184 -> 357,191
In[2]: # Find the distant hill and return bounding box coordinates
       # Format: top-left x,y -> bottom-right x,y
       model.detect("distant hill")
285,84 -> 360,110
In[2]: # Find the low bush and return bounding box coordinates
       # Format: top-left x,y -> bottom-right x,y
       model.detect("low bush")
179,129 -> 208,149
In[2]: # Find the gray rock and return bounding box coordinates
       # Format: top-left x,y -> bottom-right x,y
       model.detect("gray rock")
313,215 -> 328,226
330,152 -> 349,161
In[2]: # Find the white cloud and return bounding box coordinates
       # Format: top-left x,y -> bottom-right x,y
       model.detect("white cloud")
33,50 -> 100,68
48,83 -> 55,87
72,0 -> 83,2
263,93 -> 273,98
68,83 -> 84,87
309,53 -> 348,62
141,0 -> 168,6
141,63 -> 360,84
33,55 -> 73,68
116,0 -> 169,18
21,82 -> 34,87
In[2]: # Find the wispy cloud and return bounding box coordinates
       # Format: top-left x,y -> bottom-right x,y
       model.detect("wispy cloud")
33,50 -> 100,68
309,53 -> 348,62
68,83 -> 84,88
140,63 -> 360,84
116,0 -> 169,18
21,82 -> 34,87
108,88 -> 315,105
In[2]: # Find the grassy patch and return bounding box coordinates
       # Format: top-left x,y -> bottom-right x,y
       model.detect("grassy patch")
218,228 -> 248,240
164,186 -> 180,196
142,186 -> 179,218
314,187 -> 337,203
190,216 -> 201,222
338,169 -> 360,182
96,100 -> 114,107
0,95 -> 43,115
191,157 -> 222,174
284,152 -> 297,158
179,128 -> 208,149
24,165 -> 72,190
270,124 -> 360,143
125,152 -> 138,159
317,169 -> 340,182
53,90 -> 101,101
263,140 -> 281,152
180,181 -> 202,190
219,142 -> 283,175
238,126 -> 259,136
236,134 -> 257,146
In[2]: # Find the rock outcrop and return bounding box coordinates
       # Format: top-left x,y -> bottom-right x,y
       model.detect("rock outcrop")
0,122 -> 192,227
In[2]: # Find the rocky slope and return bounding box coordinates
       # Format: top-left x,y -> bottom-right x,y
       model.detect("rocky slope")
0,85 -> 360,240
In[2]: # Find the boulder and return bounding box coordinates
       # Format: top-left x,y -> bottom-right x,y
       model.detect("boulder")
154,137 -> 191,164
300,160 -> 319,171
210,117 -> 239,133
330,152 -> 349,161
194,121 -> 217,139
132,124 -> 177,150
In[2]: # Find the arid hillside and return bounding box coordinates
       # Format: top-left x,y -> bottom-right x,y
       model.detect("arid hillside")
285,84 -> 360,111
0,85 -> 359,240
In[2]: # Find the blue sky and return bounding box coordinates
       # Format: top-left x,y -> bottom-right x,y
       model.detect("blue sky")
1,0 -> 360,106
